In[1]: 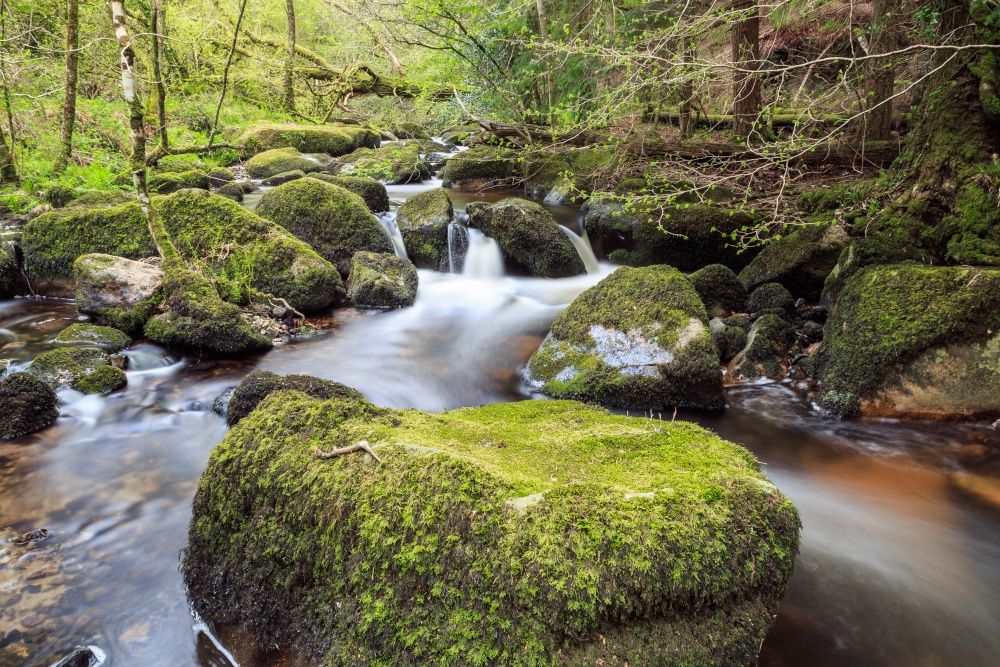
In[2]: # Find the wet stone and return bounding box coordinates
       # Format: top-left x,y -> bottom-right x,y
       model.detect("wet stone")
13,528 -> 49,546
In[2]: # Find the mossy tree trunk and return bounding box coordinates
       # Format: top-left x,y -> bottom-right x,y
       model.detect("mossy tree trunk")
535,0 -> 555,126
730,0 -> 761,139
284,0 -> 296,113
150,0 -> 168,151
54,0 -> 79,174
0,121 -> 15,183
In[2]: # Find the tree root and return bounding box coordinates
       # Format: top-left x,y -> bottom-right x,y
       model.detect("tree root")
315,440 -> 383,464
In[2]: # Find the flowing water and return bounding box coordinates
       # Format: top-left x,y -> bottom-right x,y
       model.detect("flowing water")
2,177 -> 1000,666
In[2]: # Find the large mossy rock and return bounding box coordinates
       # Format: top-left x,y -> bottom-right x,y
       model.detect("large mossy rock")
55,323 -> 131,353
347,251 -> 418,309
688,264 -> 746,317
255,177 -> 393,277
584,200 -> 758,271
819,264 -> 1000,419
0,372 -> 59,440
309,173 -> 390,213
1,239 -> 18,298
183,395 -> 800,667
332,143 -> 431,184
225,370 -> 366,426
148,170 -> 211,194
524,148 -> 614,204
27,347 -> 110,389
737,224 -> 849,300
440,145 -> 518,190
246,148 -> 326,180
526,265 -> 725,409
74,254 -> 163,335
466,198 -> 585,278
397,188 -> 453,270
239,123 -> 379,155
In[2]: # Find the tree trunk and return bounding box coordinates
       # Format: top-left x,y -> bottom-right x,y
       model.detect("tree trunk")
731,1 -> 761,138
0,121 -> 15,183
865,0 -> 903,141
208,0 -> 248,148
54,0 -> 79,174
284,0 -> 296,113
678,45 -> 694,140
151,0 -> 168,150
535,0 -> 554,126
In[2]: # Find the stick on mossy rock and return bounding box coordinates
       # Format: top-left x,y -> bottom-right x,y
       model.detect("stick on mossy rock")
347,251 -> 418,309
183,395 -> 800,667
0,372 -> 59,440
526,265 -> 725,409
225,370 -> 366,426
308,173 -> 390,213
245,148 -> 326,180
74,254 -> 163,335
466,198 -> 585,278
255,177 -> 393,277
396,188 -> 453,270
819,264 -> 1000,419
55,323 -> 132,353
239,123 -> 380,155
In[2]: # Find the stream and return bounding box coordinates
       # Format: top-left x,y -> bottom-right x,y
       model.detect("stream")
2,174 -> 999,666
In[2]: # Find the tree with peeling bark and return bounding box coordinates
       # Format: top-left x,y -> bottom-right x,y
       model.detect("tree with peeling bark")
53,0 -> 78,174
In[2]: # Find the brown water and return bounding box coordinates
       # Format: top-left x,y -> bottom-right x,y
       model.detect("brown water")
2,190 -> 1000,666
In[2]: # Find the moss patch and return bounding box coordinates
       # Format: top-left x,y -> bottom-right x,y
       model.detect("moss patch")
55,323 -> 132,352
0,240 -> 17,298
397,188 -> 453,270
738,223 -> 848,300
0,372 -> 59,440
246,148 -> 325,180
226,370 -> 366,426
73,365 -> 127,394
688,264 -> 746,317
240,123 -> 379,155
440,145 -> 518,189
27,347 -> 110,389
333,143 -> 430,184
347,251 -> 418,309
148,170 -> 210,194
309,173 -> 390,213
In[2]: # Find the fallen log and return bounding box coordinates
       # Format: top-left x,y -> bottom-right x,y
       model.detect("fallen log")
644,108 -> 910,131
629,137 -> 902,167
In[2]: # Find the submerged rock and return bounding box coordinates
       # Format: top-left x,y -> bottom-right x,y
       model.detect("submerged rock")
239,123 -> 379,155
331,143 -> 431,184
0,372 -> 59,440
246,148 -> 325,180
440,145 -> 518,190
49,645 -> 105,667
526,265 -> 725,409
255,177 -> 393,277
688,263 -> 746,317
73,365 -> 127,395
0,240 -> 18,299
738,224 -> 849,300
74,254 -> 163,335
466,198 -> 585,278
309,173 -> 390,213
225,370 -> 365,426
819,264 -> 1000,419
183,395 -> 799,667
396,188 -> 453,270
27,347 -> 110,389
55,323 -> 132,353
347,251 -> 418,309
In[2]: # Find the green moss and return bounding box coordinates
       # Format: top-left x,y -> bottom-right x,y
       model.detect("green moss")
333,143 -> 431,184
73,365 -> 127,394
347,251 -> 418,309
746,283 -> 794,314
260,169 -> 305,186
256,177 -> 392,277
466,198 -> 585,278
55,323 -> 132,352
0,372 -> 59,440
440,145 -> 518,188
796,186 -> 852,214
396,189 -> 453,270
67,190 -> 133,208
27,347 -> 110,389
45,184 -> 78,208
688,264 -> 746,316
246,148 -> 325,180
398,188 -> 453,229
728,314 -> 792,380
737,222 -> 848,299
148,170 -> 210,194
215,182 -> 244,202
309,173 -> 390,213
207,167 -> 235,185
712,324 -> 748,362
820,236 -> 922,307
392,121 -> 430,140
226,370 -> 367,426
183,395 -> 799,667
239,123 -> 379,155
819,265 -> 1000,416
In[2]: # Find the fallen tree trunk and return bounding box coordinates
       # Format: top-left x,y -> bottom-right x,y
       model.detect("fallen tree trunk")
474,120 -> 607,147
643,109 -> 910,131
630,137 -> 902,167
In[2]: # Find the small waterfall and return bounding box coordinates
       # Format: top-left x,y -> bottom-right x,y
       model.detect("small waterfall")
462,229 -> 504,279
559,226 -> 601,274
447,223 -> 470,273
375,212 -> 409,260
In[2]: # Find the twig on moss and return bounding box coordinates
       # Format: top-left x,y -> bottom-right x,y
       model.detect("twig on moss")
315,440 -> 383,464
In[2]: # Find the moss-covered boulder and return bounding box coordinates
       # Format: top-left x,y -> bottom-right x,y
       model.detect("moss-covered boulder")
27,347 -> 110,389
819,264 -> 1000,419
260,169 -> 305,186
0,372 -> 59,440
256,177 -> 393,277
55,323 -> 131,353
347,251 -> 418,309
1,239 -> 18,298
738,224 -> 849,300
746,282 -> 794,315
207,167 -> 235,186
73,364 -> 127,394
440,145 -> 518,190
392,121 -> 430,140
726,314 -> 793,381
74,253 -> 163,335
397,188 -> 453,270
239,123 -> 380,155
526,265 -> 725,409
332,143 -> 431,184
183,395 -> 799,667
819,236 -> 922,309
585,200 -> 758,271
226,370 -> 366,426
710,318 -> 749,363
159,189 -> 345,311
688,264 -> 746,317
466,198 -> 585,278
309,173 -> 390,213
148,170 -> 210,194
246,148 -> 326,180
215,182 -> 244,202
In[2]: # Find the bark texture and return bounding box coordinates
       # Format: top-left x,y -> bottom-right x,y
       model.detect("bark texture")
731,1 -> 761,138
54,0 -> 79,173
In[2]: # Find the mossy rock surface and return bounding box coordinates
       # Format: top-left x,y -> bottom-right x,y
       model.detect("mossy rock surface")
726,314 -> 793,381
239,123 -> 379,155
27,347 -> 110,389
746,283 -> 794,314
392,121 -> 430,140
256,177 -> 393,278
67,190 -> 133,208
397,188 -> 453,230
207,167 -> 235,186
738,223 -> 849,300
246,148 -> 326,180
0,240 -> 17,299
347,251 -> 418,309
74,253 -> 163,335
688,264 -> 746,317
309,174 -> 390,213
73,364 -> 127,395
260,169 -> 305,186
55,323 -> 132,353
820,237 -> 921,308
529,148 -> 614,204
711,321 -> 749,363
0,372 -> 59,440
440,145 -> 518,190
159,189 -> 345,311
819,264 -> 1000,418
526,265 -> 725,410
215,182 -> 244,202
466,198 -> 585,278
183,394 -> 799,667
333,143 -> 430,184
148,170 -> 210,195
397,188 -> 453,270
226,370 -> 366,426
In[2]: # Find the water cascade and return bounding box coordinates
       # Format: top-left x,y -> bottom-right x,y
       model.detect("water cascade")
559,225 -> 601,274
461,229 -> 504,279
447,223 -> 470,273
374,212 -> 409,260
